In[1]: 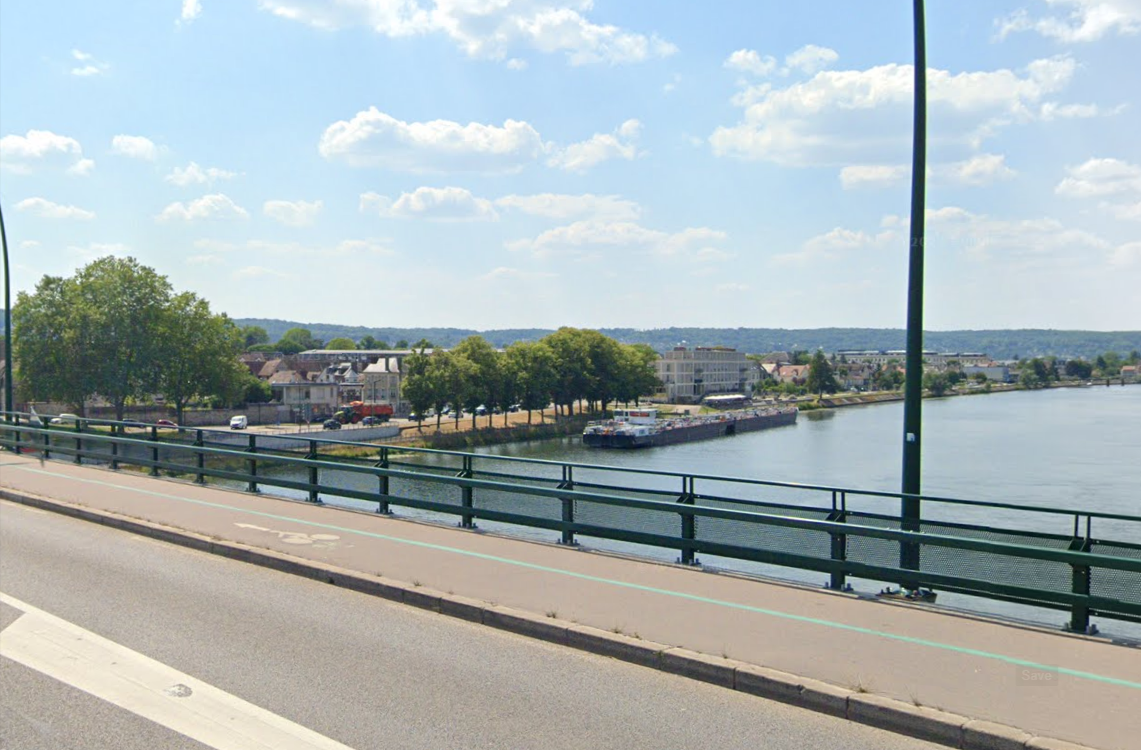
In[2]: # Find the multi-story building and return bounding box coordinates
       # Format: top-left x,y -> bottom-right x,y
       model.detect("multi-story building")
835,350 -> 990,368
655,346 -> 759,403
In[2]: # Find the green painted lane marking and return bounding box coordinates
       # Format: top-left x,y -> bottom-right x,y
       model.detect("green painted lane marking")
6,461 -> 1141,691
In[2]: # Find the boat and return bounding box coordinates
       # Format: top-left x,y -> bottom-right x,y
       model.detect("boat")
582,405 -> 797,448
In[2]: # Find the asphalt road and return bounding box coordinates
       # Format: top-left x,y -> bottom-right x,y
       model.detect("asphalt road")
0,500 -> 943,750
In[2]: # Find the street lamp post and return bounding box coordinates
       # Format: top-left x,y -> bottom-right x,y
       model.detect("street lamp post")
1,202 -> 13,427
901,0 -> 928,577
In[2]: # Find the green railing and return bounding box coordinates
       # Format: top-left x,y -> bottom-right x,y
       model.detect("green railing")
3,412 -> 1139,633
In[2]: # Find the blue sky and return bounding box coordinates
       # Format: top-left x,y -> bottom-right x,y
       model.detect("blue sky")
1,1 -> 1138,332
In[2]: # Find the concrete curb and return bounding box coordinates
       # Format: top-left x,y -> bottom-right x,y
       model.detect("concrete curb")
0,487 -> 1105,750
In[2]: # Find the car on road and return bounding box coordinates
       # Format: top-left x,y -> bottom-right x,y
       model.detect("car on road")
361,415 -> 384,426
322,419 -> 341,430
156,419 -> 178,429
50,413 -> 80,425
229,415 -> 248,430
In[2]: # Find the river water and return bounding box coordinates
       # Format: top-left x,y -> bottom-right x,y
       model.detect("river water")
256,385 -> 1141,637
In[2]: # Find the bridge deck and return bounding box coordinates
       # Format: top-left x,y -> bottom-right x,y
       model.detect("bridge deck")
2,455 -> 1137,750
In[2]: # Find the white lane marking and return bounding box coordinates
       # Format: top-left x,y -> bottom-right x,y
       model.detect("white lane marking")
234,523 -> 340,546
0,592 -> 356,750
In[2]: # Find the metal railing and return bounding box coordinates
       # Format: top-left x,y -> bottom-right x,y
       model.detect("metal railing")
3,412 -> 1139,633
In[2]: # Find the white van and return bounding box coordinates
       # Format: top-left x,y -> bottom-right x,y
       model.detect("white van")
50,413 -> 80,425
229,415 -> 248,430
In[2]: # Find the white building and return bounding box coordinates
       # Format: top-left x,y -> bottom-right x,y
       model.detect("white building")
655,346 -> 759,403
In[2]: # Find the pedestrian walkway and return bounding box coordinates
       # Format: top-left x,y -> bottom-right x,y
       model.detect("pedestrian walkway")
2,455 -> 1137,750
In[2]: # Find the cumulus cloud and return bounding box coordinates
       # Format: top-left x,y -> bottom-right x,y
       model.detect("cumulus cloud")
360,186 -> 498,221
941,153 -> 1017,185
181,0 -> 202,24
1055,157 -> 1141,197
840,165 -> 909,189
774,227 -> 898,265
67,158 -> 96,176
0,129 -> 86,174
258,0 -> 676,66
319,108 -> 544,173
494,193 -> 640,220
196,237 -> 394,258
507,219 -> 728,260
70,49 -> 109,76
842,155 -> 1016,189
711,56 -> 1082,167
111,135 -> 159,161
723,44 -> 838,78
547,119 -> 642,173
67,242 -> 131,260
165,162 -> 238,186
724,49 -> 777,76
784,44 -> 839,75
156,193 -> 249,221
16,197 -> 96,220
997,0 -> 1141,42
264,199 -> 324,226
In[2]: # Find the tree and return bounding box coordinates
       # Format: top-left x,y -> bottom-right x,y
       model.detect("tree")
1064,359 -> 1093,379
613,343 -> 660,407
279,327 -> 322,352
357,335 -> 388,350
505,341 -> 556,424
452,336 -> 501,429
157,293 -> 245,423
399,350 -> 434,429
394,339 -> 410,349
543,327 -> 594,416
326,336 -> 357,350
923,371 -> 951,397
805,350 -> 839,395
240,325 -> 269,350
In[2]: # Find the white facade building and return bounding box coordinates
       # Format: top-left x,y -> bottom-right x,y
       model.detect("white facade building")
655,347 -> 759,403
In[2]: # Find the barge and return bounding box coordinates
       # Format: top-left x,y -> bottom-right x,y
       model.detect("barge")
582,406 -> 797,449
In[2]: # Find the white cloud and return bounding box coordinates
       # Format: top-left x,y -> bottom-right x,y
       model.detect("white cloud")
494,193 -> 640,221
1110,241 -> 1141,265
67,158 -> 96,176
361,186 -> 497,221
1055,158 -> 1141,197
840,164 -> 909,189
111,135 -> 159,161
723,44 -> 838,78
70,49 -> 110,76
181,0 -> 202,24
0,129 -> 85,174
774,227 -> 898,265
319,108 -> 544,173
508,219 -> 727,259
156,193 -> 249,221
478,267 -> 557,283
998,1 -> 1141,43
724,49 -> 777,76
16,197 -> 96,220
1039,101 -> 1116,119
257,1 -> 676,66
197,237 -> 394,258
165,162 -> 238,186
548,119 -> 642,173
941,153 -> 1017,186
234,266 -> 288,280
264,199 -> 324,226
67,242 -> 131,260
711,57 -> 1080,167
784,44 -> 839,75
923,205 -> 1110,261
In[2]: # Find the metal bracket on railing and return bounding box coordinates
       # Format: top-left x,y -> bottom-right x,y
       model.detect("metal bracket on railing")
826,508 -> 848,591
245,434 -> 259,493
194,430 -> 205,484
149,426 -> 160,477
557,465 -> 576,546
374,447 -> 391,515
457,455 -> 475,528
306,440 -> 320,503
676,476 -> 699,566
1066,519 -> 1094,633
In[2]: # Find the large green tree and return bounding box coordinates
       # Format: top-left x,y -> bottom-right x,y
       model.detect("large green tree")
157,293 -> 246,423
505,341 -> 556,424
325,336 -> 357,350
805,350 -> 839,395
452,336 -> 502,428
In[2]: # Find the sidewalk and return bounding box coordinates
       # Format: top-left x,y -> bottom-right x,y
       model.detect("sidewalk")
2,454 -> 1137,750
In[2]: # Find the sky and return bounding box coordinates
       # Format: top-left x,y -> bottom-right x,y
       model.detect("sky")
1,1 -> 1139,332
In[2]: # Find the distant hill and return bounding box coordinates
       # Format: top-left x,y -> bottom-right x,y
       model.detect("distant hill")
234,318 -> 1141,361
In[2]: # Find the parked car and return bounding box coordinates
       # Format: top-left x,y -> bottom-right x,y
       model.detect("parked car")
229,415 -> 248,430
361,415 -> 384,426
322,418 -> 341,430
123,420 -> 147,429
155,419 -> 178,429
50,413 -> 80,425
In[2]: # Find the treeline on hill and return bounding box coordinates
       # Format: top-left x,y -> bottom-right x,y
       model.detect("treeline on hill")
234,319 -> 1141,361
398,329 -> 659,430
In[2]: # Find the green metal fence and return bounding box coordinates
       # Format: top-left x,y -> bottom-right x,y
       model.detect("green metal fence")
3,413 -> 1139,633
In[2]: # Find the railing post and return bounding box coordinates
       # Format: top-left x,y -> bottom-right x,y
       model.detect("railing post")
1068,520 -> 1092,633
458,455 -> 475,528
307,440 -> 320,503
41,424 -> 51,461
827,492 -> 848,590
149,425 -> 160,476
677,476 -> 698,566
73,420 -> 83,464
246,434 -> 258,493
557,465 -> 575,546
194,429 -> 205,484
375,447 -> 391,514
110,426 -> 119,470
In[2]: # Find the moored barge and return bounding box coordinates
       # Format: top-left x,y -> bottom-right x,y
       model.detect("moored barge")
582,406 -> 797,449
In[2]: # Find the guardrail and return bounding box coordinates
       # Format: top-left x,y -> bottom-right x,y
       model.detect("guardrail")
3,412 -> 1139,633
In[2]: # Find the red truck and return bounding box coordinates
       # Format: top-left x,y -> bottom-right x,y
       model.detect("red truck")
333,401 -> 393,424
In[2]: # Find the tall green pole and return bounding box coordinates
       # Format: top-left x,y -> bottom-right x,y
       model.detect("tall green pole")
901,0 -> 927,575
1,202 -> 13,427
